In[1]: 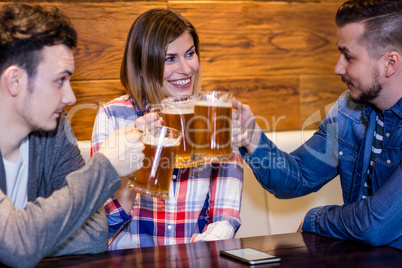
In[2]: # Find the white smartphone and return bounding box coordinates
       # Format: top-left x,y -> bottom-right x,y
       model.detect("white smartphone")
220,248 -> 281,265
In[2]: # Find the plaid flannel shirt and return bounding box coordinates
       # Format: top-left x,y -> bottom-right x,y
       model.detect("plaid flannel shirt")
91,95 -> 243,250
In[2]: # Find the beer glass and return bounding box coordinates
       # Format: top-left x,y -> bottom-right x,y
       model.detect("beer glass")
127,126 -> 181,199
153,95 -> 202,168
192,91 -> 233,161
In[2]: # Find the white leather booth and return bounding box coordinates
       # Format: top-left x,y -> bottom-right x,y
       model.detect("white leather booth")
77,130 -> 343,239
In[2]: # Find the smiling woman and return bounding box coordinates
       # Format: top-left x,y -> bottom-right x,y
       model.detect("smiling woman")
119,8 -> 201,109
91,8 -> 244,250
162,32 -> 199,97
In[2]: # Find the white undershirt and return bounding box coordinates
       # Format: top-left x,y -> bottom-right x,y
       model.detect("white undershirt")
3,137 -> 29,210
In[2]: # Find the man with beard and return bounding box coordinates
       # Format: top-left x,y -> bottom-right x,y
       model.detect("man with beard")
232,0 -> 402,249
0,3 -> 144,267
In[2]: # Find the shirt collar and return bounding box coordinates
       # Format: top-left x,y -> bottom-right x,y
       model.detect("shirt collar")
130,96 -> 153,117
364,97 -> 402,120
388,97 -> 402,119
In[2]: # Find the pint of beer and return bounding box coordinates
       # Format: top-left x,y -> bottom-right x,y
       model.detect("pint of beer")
127,126 -> 181,199
192,91 -> 233,161
155,95 -> 201,168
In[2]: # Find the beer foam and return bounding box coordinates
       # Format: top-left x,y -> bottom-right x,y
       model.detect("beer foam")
143,136 -> 181,147
194,100 -> 232,108
163,107 -> 194,114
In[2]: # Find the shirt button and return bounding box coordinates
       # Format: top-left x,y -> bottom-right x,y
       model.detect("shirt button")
339,151 -> 343,156
385,133 -> 390,138
172,175 -> 176,180
167,225 -> 172,230
387,159 -> 391,164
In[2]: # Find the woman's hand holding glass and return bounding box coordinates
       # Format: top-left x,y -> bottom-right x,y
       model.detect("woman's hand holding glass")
134,112 -> 162,130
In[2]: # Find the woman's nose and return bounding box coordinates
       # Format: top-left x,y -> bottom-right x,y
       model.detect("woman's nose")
178,59 -> 192,75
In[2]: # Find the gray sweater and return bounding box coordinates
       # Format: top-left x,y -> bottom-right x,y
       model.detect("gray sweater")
0,113 -> 120,267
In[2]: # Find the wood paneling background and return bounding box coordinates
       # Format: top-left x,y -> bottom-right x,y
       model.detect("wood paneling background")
1,0 -> 347,140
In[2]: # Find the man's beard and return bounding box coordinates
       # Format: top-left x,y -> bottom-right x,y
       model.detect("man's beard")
345,68 -> 383,105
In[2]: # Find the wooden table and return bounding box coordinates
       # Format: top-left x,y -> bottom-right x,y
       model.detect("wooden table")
38,232 -> 402,267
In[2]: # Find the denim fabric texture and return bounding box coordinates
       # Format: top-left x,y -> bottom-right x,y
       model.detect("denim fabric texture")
240,90 -> 402,249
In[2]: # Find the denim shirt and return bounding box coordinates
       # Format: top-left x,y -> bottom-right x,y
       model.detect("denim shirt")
240,91 -> 402,249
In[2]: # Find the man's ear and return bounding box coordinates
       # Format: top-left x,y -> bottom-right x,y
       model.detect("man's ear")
3,66 -> 26,97
384,51 -> 400,78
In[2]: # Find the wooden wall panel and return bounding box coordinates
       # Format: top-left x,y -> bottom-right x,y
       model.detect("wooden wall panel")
0,1 -> 348,140
171,1 -> 341,77
45,2 -> 167,80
